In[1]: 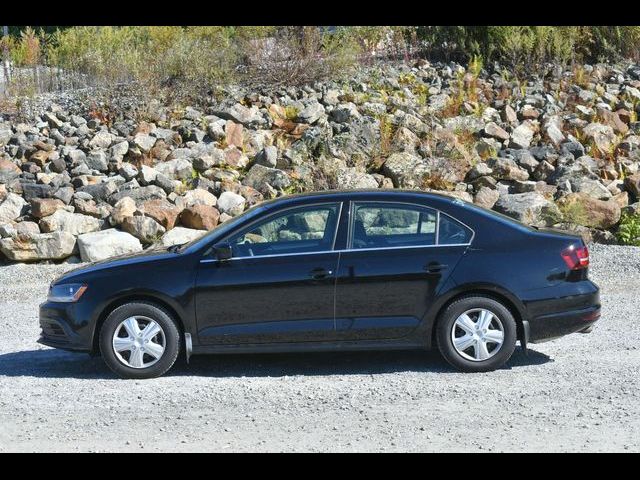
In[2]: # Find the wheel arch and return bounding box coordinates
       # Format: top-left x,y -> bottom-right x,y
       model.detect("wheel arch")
424,284 -> 527,349
91,292 -> 187,354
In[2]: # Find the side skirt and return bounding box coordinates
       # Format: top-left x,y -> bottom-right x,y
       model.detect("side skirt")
191,339 -> 427,356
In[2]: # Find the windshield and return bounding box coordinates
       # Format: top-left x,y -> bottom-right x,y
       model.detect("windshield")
179,201 -> 271,252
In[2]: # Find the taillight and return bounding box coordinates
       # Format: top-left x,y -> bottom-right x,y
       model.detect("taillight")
561,244 -> 590,270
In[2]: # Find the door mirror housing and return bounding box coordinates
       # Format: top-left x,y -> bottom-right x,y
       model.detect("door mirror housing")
214,243 -> 233,261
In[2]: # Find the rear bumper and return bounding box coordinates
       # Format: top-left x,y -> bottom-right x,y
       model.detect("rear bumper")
526,285 -> 601,343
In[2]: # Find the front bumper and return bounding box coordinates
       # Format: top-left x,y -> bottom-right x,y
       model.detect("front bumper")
38,301 -> 93,352
526,285 -> 601,343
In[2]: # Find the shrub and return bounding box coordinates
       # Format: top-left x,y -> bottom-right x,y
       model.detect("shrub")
617,212 -> 640,246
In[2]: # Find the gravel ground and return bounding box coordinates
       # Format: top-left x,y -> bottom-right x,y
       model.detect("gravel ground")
0,244 -> 639,452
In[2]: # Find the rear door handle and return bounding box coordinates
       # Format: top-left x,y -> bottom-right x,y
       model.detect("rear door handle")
424,263 -> 448,273
310,268 -> 333,279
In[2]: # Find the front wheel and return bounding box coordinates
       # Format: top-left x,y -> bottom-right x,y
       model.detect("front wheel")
436,296 -> 517,372
99,302 -> 181,379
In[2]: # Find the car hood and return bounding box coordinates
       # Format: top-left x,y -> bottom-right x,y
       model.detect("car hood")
53,246 -> 179,284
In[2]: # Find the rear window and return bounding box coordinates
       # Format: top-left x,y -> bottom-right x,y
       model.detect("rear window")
438,213 -> 473,245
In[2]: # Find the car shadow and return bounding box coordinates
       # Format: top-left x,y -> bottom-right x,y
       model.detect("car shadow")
0,346 -> 553,380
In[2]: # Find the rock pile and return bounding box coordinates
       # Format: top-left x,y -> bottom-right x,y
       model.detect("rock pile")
1,60 -> 640,262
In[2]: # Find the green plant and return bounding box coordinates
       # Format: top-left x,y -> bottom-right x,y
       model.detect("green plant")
284,105 -> 299,121
558,201 -> 589,226
377,114 -> 395,157
617,212 -> 640,246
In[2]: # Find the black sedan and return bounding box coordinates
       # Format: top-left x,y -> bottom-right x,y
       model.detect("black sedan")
39,190 -> 601,378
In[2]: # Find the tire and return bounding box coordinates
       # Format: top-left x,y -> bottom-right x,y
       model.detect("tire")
99,302 -> 181,379
436,295 -> 517,373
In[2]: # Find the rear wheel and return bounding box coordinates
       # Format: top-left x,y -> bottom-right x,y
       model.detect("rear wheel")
99,302 -> 181,379
436,296 -> 517,372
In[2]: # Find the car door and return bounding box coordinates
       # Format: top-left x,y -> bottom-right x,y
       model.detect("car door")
195,202 -> 342,345
334,201 -> 473,341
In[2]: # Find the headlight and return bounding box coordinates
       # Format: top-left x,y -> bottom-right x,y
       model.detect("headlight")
48,283 -> 88,303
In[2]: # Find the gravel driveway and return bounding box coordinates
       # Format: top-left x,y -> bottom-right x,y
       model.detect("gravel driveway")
0,244 -> 639,452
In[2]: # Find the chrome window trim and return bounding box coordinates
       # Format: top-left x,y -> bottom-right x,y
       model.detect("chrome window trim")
200,242 -> 474,263
199,199 -> 475,264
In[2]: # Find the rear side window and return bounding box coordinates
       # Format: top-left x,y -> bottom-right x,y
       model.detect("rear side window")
351,203 -> 437,249
438,213 -> 473,245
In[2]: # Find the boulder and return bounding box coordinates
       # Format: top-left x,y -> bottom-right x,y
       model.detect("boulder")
180,205 -> 220,230
624,173 -> 640,200
474,187 -> 500,210
139,199 -> 182,230
0,231 -> 76,261
494,192 -> 561,227
133,133 -> 157,152
77,229 -> 143,262
254,145 -> 278,168
483,122 -> 509,142
39,210 -> 101,236
0,158 -> 21,183
154,158 -> 194,181
0,193 -> 27,223
382,152 -> 430,188
217,191 -> 246,216
296,101 -> 326,124
30,198 -> 65,219
180,188 -> 217,208
485,157 -> 529,181
557,193 -> 621,229
111,197 -> 137,225
242,164 -> 291,191
121,216 -> 166,244
336,168 -> 379,189
89,130 -> 115,149
510,122 -> 536,149
159,227 -> 207,247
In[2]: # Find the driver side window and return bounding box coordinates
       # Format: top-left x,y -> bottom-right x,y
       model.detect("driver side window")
227,203 -> 341,258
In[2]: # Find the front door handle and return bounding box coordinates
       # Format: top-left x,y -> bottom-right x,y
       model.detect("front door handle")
424,263 -> 448,273
310,268 -> 333,279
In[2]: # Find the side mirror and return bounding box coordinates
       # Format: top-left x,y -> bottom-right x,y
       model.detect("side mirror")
214,242 -> 232,261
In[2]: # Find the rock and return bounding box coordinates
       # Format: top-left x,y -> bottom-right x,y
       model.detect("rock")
78,181 -> 118,203
336,168 -> 379,189
557,193 -> 621,229
29,150 -> 50,168
330,103 -> 360,123
583,123 -> 617,154
139,199 -> 182,230
217,191 -> 246,216
225,121 -> 244,148
159,226 -> 207,247
109,185 -> 166,206
510,122 -> 536,149
545,123 -> 565,147
483,122 -> 509,142
242,164 -> 291,191
121,216 -> 166,244
86,150 -> 109,171
180,188 -> 217,208
474,187 -> 500,209
180,205 -> 220,230
0,193 -> 27,223
571,177 -> 612,200
382,152 -> 429,188
89,130 -> 115,149
154,158 -> 194,181
139,165 -> 158,185
40,210 -> 101,236
0,231 -> 76,261
0,221 -> 40,238
254,146 -> 278,168
486,157 -> 529,181
133,133 -> 156,152
466,162 -> 493,181
212,103 -> 265,128
297,101 -> 325,124
503,105 -> 518,123
494,192 -> 561,227
0,159 -> 21,183
119,163 -> 138,181
624,173 -> 640,200
30,198 -> 65,218
111,197 -> 137,225
77,229 -> 143,262
223,146 -> 250,169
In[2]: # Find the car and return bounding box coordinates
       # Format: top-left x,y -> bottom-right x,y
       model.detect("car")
39,190 -> 601,378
